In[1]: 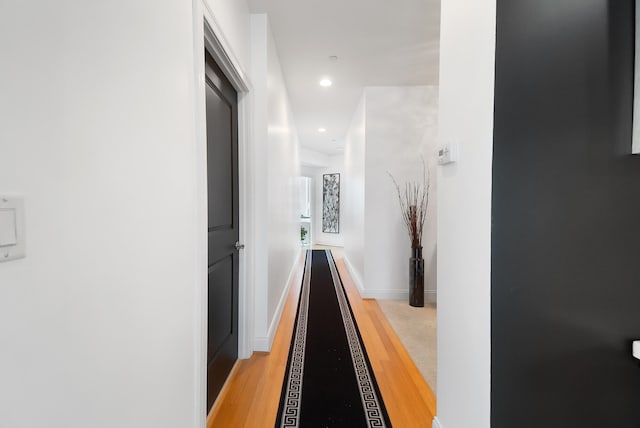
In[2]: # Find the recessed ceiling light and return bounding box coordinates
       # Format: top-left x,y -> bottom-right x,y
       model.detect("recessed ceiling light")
318,128 -> 326,133
319,78 -> 332,87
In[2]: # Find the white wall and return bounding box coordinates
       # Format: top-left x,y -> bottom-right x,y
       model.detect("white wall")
312,154 -> 345,247
343,96 -> 367,289
435,0 -> 495,427
364,86 -> 438,300
300,147 -> 330,168
251,15 -> 301,351
0,2 -> 204,427
300,166 -> 320,181
343,87 -> 439,301
266,17 -> 301,334
0,2 -> 303,426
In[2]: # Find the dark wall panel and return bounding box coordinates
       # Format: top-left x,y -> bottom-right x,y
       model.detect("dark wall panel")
492,1 -> 640,427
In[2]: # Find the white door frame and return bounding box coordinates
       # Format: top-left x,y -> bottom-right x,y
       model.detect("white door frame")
192,1 -> 255,425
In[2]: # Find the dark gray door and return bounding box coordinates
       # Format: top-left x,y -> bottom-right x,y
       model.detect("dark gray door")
492,0 -> 640,426
205,50 -> 239,412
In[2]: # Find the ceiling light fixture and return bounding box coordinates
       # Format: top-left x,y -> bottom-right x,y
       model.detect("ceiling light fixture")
319,78 -> 332,87
318,128 -> 326,133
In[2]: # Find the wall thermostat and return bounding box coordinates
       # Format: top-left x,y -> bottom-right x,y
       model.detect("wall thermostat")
437,143 -> 459,165
0,196 -> 26,263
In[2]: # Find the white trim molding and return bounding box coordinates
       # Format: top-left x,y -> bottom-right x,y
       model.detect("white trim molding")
357,289 -> 438,301
234,91 -> 255,361
192,5 -> 209,426
202,3 -> 251,93
432,416 -> 443,428
343,255 -> 366,296
200,2 -> 254,361
194,1 -> 255,426
425,290 -> 437,304
343,255 -> 437,302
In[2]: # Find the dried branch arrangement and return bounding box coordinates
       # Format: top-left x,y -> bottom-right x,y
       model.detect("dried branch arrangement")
388,159 -> 430,249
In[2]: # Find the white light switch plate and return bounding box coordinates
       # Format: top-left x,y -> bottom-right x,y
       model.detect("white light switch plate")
0,196 -> 25,262
0,209 -> 18,246
437,143 -> 459,165
633,341 -> 640,360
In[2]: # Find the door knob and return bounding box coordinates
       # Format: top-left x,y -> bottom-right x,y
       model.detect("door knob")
235,241 -> 245,251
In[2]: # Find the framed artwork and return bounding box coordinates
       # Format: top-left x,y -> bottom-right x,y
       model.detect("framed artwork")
322,173 -> 340,233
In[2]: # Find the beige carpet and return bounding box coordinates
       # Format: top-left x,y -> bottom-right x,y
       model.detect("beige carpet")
377,300 -> 437,394
312,245 -> 437,393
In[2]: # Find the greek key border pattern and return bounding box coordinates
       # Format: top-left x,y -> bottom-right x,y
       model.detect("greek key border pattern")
326,250 -> 387,428
280,250 -> 313,428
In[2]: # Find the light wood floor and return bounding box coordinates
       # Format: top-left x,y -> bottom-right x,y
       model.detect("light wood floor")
207,251 -> 436,427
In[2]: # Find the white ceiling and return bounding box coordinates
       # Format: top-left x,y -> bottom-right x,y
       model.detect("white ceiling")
247,0 -> 441,155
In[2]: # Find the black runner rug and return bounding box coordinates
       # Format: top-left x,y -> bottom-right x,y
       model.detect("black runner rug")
275,250 -> 392,427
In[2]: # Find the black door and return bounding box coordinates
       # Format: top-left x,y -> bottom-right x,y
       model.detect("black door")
205,50 -> 239,412
492,0 -> 640,426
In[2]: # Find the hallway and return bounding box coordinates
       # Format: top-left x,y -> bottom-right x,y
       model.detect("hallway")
207,250 -> 436,427
1,1 -> 496,427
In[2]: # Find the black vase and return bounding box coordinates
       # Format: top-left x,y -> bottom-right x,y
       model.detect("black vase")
409,246 -> 425,307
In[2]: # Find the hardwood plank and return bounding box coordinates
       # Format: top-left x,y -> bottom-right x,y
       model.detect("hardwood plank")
207,251 -> 436,427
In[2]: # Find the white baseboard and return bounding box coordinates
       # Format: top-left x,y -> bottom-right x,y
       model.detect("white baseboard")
432,416 -> 443,428
314,241 -> 344,248
254,249 -> 301,352
362,288 -> 408,300
253,336 -> 270,352
369,290 -> 436,301
343,255 -> 437,302
342,255 -> 366,296
361,290 -> 437,301
425,290 -> 437,303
